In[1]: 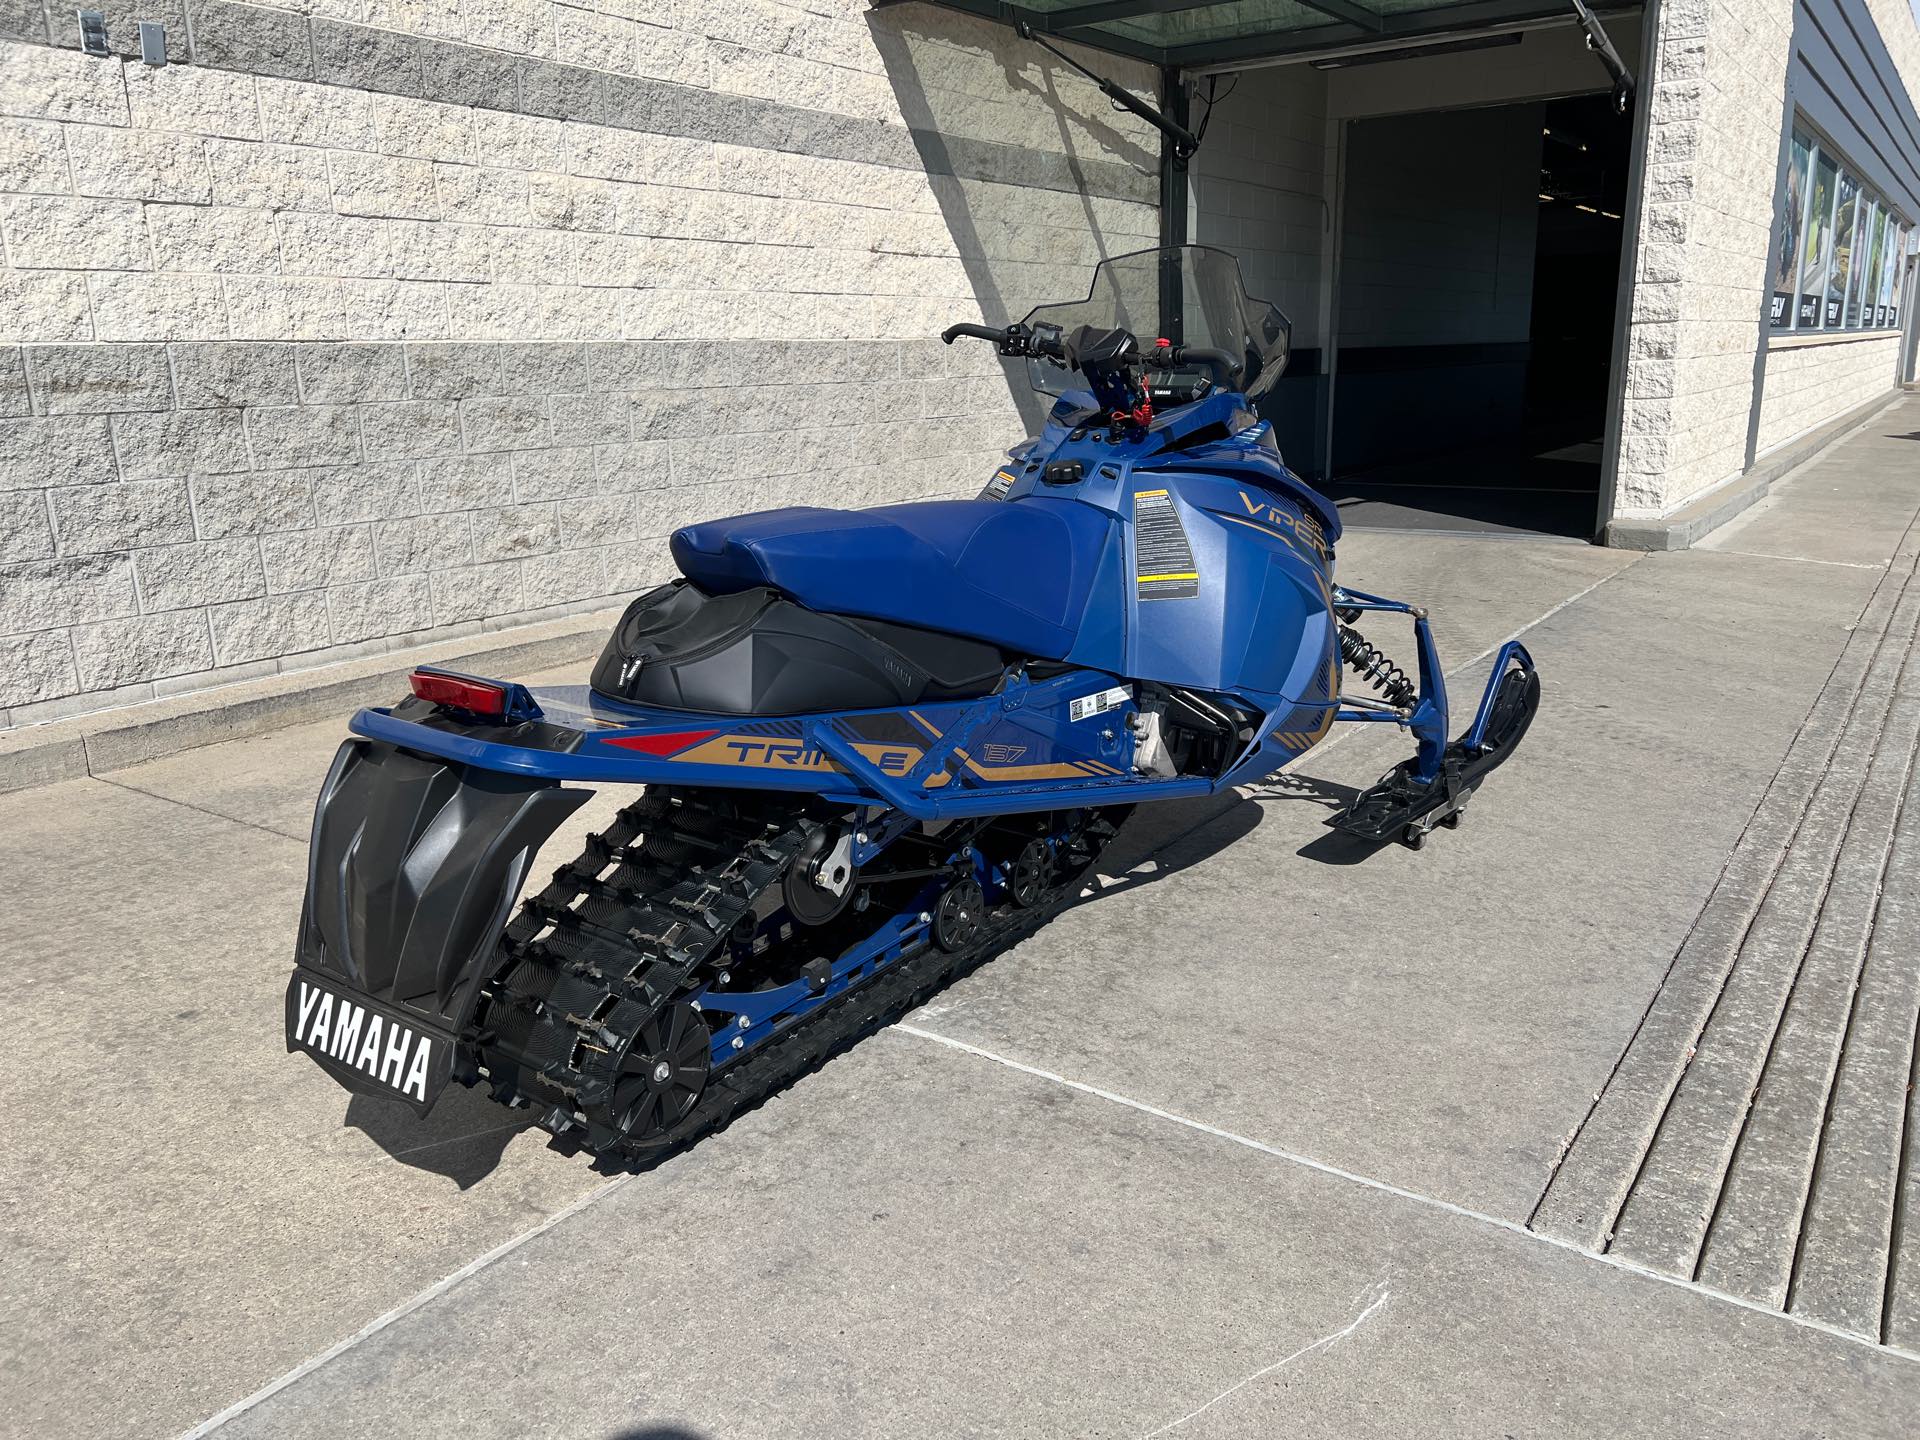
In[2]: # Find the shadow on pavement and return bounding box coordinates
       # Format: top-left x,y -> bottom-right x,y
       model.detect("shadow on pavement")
1246,768 -> 1361,813
344,1084 -> 529,1189
604,1429 -> 710,1439
1239,769 -> 1401,867
403,777 -> 1376,1183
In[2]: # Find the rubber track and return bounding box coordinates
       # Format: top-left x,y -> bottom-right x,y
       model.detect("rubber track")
607,847 -> 1103,1164
480,789 -> 1124,1165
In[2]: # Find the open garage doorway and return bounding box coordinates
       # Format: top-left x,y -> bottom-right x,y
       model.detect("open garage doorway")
1325,93 -> 1631,539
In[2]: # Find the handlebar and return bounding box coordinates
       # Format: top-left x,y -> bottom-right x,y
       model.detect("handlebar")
940,322 -> 1241,389
940,321 -> 1066,363
1145,344 -> 1241,389
940,323 -> 1007,346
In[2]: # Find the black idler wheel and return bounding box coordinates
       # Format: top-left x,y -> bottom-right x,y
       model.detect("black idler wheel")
606,999 -> 711,1145
933,877 -> 984,951
783,825 -> 855,927
1007,838 -> 1056,908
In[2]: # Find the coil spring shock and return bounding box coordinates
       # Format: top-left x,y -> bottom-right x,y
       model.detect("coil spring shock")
1337,624 -> 1417,709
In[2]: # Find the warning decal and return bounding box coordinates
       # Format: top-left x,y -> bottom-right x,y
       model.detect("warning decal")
980,469 -> 1016,501
1134,489 -> 1199,600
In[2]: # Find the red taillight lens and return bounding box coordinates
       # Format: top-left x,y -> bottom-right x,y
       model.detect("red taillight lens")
409,669 -> 508,717
604,729 -> 719,756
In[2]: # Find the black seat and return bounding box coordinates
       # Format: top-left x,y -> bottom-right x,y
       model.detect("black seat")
591,583 -> 1007,716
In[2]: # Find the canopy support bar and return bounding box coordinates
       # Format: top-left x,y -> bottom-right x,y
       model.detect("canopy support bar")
1569,0 -> 1636,112
1158,64 -> 1190,343
1013,19 -> 1203,161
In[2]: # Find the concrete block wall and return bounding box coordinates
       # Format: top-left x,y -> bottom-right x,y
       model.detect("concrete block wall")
1188,66 -> 1331,350
1334,103 -> 1544,351
1755,333 -> 1904,449
0,1 -> 1159,727
1742,0 -> 1920,439
1613,0 -> 1795,517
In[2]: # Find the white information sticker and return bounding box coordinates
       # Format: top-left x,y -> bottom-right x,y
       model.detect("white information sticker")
1068,686 -> 1131,724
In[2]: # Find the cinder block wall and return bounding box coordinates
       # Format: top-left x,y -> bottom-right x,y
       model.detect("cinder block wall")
1333,105 -> 1543,351
1755,332 -> 1904,449
1188,66 -> 1331,352
1612,0 -> 1794,517
0,1 -> 1159,728
1614,0 -> 1919,519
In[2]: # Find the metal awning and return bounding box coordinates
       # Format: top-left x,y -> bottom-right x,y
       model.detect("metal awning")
905,0 -> 1633,69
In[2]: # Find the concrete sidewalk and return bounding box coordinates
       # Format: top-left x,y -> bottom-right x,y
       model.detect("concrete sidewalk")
5,401 -> 1920,1437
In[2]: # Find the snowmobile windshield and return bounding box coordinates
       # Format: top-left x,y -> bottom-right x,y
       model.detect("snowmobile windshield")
1021,245 -> 1291,400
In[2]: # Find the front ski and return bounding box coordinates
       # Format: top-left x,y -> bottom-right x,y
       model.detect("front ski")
1335,643 -> 1540,849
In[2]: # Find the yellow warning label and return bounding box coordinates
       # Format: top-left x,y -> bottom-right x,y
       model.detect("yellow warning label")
1134,490 -> 1199,600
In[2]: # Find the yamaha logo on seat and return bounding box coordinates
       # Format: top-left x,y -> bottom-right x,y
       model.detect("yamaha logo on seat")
291,979 -> 434,1102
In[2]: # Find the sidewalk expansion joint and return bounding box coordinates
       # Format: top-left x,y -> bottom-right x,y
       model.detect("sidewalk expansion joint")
891,1023 -> 1920,1369
91,774 -> 308,847
178,1174 -> 633,1438
1704,549 -> 1891,571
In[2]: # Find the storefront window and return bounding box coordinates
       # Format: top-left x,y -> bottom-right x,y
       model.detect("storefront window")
1772,132 -> 1811,328
1799,150 -> 1838,327
1827,173 -> 1858,327
1892,226 -> 1907,327
1863,208 -> 1887,329
1875,213 -> 1898,327
1845,196 -> 1873,327
1769,118 -> 1913,336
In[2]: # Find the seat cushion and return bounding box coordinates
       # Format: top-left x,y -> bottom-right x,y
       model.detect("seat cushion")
669,498 -> 1116,661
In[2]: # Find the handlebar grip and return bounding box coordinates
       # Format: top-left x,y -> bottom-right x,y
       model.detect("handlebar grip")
1145,344 -> 1241,386
941,323 -> 1007,346
1178,345 -> 1239,375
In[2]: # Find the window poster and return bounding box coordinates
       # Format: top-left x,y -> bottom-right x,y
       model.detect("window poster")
1774,132 -> 1811,327
1799,150 -> 1837,326
1890,225 -> 1905,326
1846,196 -> 1874,327
1876,215 -> 1900,327
1827,172 -> 1858,326
1864,208 -> 1888,328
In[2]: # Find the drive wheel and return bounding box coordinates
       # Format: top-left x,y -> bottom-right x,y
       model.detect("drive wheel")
608,1000 -> 710,1145
1007,838 -> 1056,908
933,877 -> 984,951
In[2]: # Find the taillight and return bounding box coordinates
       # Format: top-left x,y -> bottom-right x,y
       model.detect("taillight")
409,668 -> 508,717
604,729 -> 719,756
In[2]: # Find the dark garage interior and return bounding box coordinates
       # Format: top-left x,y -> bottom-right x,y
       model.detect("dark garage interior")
1325,92 -> 1633,539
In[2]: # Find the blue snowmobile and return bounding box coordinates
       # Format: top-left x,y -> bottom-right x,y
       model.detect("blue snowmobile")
285,245 -> 1538,1159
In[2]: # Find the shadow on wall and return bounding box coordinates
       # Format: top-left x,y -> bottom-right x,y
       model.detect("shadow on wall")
865,4 -> 1161,433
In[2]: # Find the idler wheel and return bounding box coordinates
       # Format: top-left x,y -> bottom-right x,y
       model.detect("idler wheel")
1007,838 -> 1056,908
607,999 -> 710,1145
784,826 -> 856,927
933,877 -> 984,951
